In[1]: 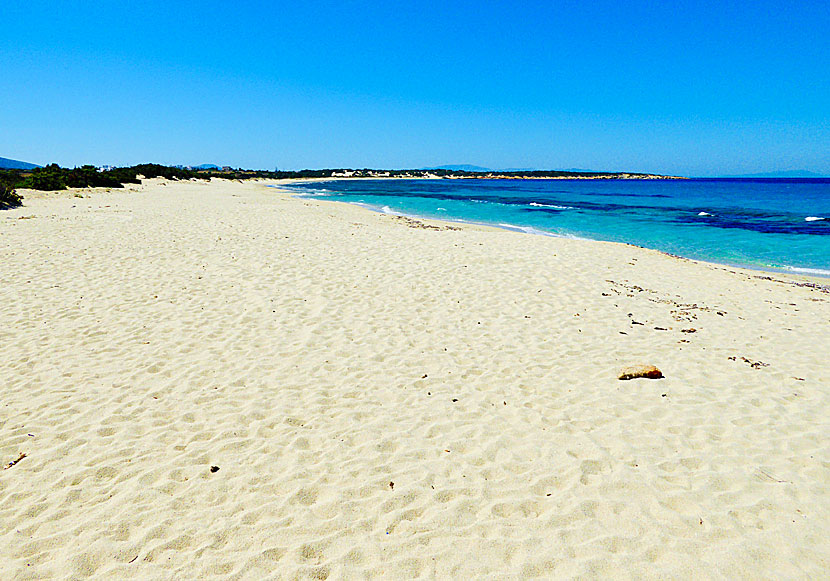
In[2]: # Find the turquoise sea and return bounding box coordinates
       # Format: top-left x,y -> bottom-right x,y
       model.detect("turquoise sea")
282,178 -> 830,277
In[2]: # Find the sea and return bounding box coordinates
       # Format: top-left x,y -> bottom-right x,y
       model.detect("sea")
281,178 -> 830,277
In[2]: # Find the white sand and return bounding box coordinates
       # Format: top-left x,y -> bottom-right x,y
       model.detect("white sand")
1,178 -> 828,579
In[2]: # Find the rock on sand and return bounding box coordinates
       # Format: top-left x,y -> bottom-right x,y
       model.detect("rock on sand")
618,364 -> 664,380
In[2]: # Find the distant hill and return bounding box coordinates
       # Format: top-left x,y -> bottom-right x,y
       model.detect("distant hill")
500,167 -> 601,172
175,164 -> 222,170
424,164 -> 491,172
725,169 -> 827,178
0,157 -> 39,170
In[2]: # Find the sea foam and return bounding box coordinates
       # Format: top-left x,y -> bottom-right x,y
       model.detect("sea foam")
783,265 -> 830,276
498,223 -> 559,237
529,202 -> 575,210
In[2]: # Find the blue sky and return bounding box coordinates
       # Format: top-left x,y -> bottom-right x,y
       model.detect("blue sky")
2,1 -> 828,176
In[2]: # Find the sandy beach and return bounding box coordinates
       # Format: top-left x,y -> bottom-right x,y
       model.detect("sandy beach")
1,177 -> 828,579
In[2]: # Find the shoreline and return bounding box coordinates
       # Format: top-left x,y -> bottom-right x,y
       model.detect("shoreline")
2,177 -> 828,578
276,179 -> 830,282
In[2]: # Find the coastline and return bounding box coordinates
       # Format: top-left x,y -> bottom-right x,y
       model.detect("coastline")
2,177 -> 828,578
281,178 -> 830,281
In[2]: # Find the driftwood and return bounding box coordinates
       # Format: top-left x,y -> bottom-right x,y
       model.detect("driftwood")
3,452 -> 26,470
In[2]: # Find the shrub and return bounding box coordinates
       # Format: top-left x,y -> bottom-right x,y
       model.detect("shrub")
0,180 -> 22,208
23,164 -> 67,191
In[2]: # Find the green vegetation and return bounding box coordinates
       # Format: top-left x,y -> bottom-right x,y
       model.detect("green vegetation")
0,163 -> 677,210
0,171 -> 23,208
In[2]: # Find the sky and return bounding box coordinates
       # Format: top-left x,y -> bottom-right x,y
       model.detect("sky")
1,1 -> 828,176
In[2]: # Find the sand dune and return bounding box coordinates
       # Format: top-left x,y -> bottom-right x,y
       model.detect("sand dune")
1,178 -> 828,579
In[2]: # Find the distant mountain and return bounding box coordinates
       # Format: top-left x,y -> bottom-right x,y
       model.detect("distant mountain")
0,156 -> 39,170
424,164 -> 491,172
499,167 -> 600,173
725,169 -> 827,178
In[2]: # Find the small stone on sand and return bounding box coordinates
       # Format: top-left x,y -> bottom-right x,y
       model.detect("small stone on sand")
618,364 -> 664,380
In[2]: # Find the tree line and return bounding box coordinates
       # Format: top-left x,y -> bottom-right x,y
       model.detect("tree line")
0,163 -> 666,209
0,164 -> 352,207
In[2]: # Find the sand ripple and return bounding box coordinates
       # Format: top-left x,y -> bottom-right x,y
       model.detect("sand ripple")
1,180 -> 828,578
